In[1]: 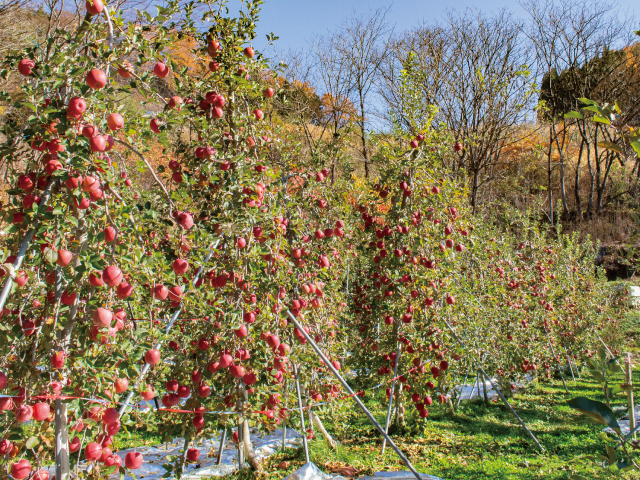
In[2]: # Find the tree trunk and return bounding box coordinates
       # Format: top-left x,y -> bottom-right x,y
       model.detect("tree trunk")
575,139 -> 584,219
311,412 -> 338,449
559,157 -> 569,219
358,90 -> 369,179
586,138 -> 595,218
547,126 -> 554,225
471,169 -> 480,213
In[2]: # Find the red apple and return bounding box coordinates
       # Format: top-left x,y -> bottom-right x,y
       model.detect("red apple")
114,377 -> 128,393
85,442 -> 102,461
107,113 -> 124,130
150,118 -> 161,134
67,97 -> 86,117
103,265 -> 123,287
140,385 -> 155,400
10,459 -> 31,480
89,135 -> 107,152
16,404 -> 32,422
153,284 -> 168,300
153,62 -> 169,78
30,469 -> 47,480
69,436 -> 81,453
86,69 -> 107,89
116,282 -> 133,299
18,59 -> 35,76
187,448 -> 200,461
32,403 -> 50,421
92,308 -> 113,328
172,258 -> 188,274
89,271 -> 104,286
144,349 -> 160,365
56,249 -> 73,267
103,407 -> 119,425
104,226 -> 116,242
85,0 -> 103,15
168,96 -> 182,109
125,451 -> 143,469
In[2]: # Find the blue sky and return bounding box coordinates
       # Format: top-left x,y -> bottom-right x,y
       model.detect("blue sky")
246,0 -> 638,54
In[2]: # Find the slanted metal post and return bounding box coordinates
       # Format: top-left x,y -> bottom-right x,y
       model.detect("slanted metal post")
287,311 -> 423,480
382,342 -> 401,454
293,364 -> 310,463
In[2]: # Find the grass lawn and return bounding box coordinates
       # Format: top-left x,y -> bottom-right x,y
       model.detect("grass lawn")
228,370 -> 640,480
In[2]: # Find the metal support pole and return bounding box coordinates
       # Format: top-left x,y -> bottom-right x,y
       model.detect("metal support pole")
544,327 -> 568,394
0,180 -> 54,313
626,353 -> 636,440
293,364 -> 310,464
382,343 -> 401,454
444,319 -> 545,452
55,399 -> 70,480
118,246 -> 217,417
479,368 -> 544,451
287,311 -> 423,480
216,429 -> 227,465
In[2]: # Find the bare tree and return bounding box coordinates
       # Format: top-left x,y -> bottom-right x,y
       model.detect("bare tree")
383,9 -> 535,210
316,8 -> 391,178
520,0 -> 638,222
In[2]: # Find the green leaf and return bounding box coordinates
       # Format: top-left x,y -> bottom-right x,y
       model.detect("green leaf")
26,436 -> 39,449
630,141 -> 640,156
609,384 -> 626,395
590,370 -> 606,384
606,445 -> 617,465
566,397 -> 621,433
593,115 -> 611,125
44,246 -> 58,264
104,466 -> 118,475
569,476 -> 589,480
597,141 -> 622,153
564,111 -> 584,119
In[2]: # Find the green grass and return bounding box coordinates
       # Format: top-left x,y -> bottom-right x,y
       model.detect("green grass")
226,371 -> 640,480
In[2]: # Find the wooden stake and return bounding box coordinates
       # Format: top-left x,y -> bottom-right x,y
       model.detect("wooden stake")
216,429 -> 227,465
382,342 -> 401,454
293,365 -> 310,463
626,353 -> 636,440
